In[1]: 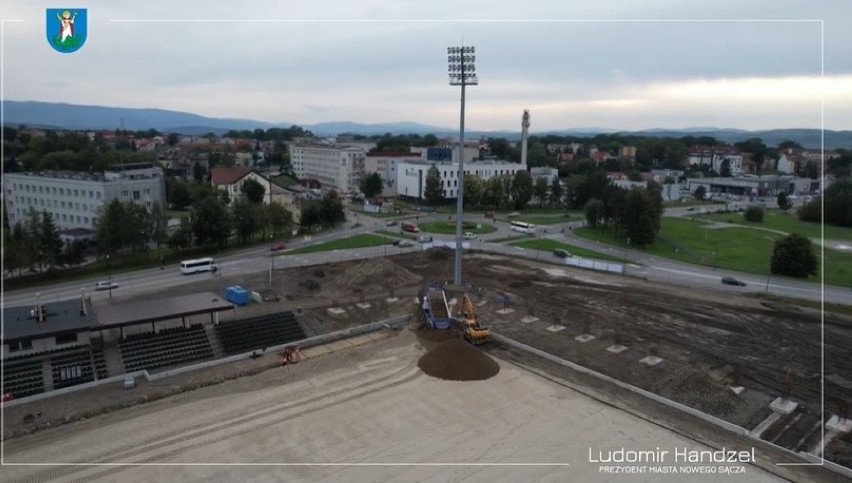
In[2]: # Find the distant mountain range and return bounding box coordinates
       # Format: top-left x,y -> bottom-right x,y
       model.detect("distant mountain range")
4,100 -> 852,149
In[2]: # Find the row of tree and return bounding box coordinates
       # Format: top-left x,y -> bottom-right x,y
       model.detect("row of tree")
3,210 -> 85,275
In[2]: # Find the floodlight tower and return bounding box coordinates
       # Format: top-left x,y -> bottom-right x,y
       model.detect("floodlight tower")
448,45 -> 478,286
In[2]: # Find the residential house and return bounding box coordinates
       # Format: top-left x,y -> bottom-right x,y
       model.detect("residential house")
210,167 -> 274,204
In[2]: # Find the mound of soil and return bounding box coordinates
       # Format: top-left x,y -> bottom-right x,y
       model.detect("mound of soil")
414,325 -> 459,343
323,258 -> 422,296
417,338 -> 500,381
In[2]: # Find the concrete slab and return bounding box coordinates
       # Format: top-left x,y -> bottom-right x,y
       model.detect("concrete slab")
770,397 -> 798,415
1,338 -> 784,482
639,356 -> 663,366
546,325 -> 566,333
827,415 -> 852,433
356,302 -> 372,309
606,345 -> 628,354
448,298 -> 458,306
386,297 -> 399,303
752,412 -> 782,438
496,308 -> 515,315
730,386 -> 746,395
327,307 -> 346,316
520,316 -> 539,324
574,334 -> 595,343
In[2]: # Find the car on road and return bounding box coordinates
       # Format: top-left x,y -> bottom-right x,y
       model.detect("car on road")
721,277 -> 747,287
398,240 -> 415,248
96,281 -> 118,291
270,243 -> 286,251
463,232 -> 477,240
417,235 -> 433,243
386,220 -> 398,227
553,249 -> 572,258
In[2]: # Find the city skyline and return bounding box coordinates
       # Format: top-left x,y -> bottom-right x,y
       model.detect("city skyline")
2,1 -> 851,131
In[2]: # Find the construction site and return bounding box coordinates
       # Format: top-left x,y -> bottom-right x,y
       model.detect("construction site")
2,248 -> 851,482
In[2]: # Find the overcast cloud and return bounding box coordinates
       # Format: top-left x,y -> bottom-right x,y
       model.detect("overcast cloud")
2,0 -> 851,131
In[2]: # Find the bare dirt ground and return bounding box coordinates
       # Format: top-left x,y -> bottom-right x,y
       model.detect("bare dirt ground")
4,248 -> 851,471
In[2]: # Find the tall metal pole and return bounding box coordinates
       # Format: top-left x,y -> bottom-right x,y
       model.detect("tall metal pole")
448,45 -> 477,286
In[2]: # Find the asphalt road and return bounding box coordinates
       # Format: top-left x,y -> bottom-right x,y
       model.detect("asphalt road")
4,208 -> 849,308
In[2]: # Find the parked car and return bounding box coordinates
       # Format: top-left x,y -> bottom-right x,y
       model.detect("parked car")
553,249 -> 572,258
463,232 -> 477,240
271,243 -> 286,251
386,220 -> 398,227
721,277 -> 747,287
96,281 -> 118,291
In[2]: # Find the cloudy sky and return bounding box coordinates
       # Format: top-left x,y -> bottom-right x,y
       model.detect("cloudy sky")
2,0 -> 851,131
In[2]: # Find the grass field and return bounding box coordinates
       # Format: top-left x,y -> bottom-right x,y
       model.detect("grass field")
663,200 -> 726,208
488,235 -> 530,244
287,234 -> 393,254
269,175 -> 299,188
509,238 -> 630,263
697,210 -> 852,241
574,218 -> 852,286
374,230 -> 417,240
419,221 -> 498,235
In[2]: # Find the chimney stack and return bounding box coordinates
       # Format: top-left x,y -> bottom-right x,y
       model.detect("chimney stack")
521,110 -> 530,170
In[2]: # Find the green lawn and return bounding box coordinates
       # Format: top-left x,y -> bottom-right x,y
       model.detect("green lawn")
697,210 -> 852,241
287,234 -> 393,254
499,214 -> 574,225
488,235 -> 530,244
509,238 -> 631,263
418,221 -> 498,235
574,218 -> 852,287
374,230 -> 417,240
270,175 -> 299,188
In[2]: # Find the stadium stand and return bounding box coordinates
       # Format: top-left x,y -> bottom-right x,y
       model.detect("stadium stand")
3,358 -> 45,399
216,311 -> 306,355
118,325 -> 214,373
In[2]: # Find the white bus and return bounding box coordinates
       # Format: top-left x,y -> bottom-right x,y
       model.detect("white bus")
180,257 -> 217,275
510,221 -> 537,234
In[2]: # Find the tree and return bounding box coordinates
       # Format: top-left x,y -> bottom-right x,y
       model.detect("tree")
584,198 -> 605,229
319,191 -> 345,225
744,206 -> 764,222
192,162 -> 207,183
191,197 -> 231,248
511,170 -> 534,210
798,198 -> 821,223
241,178 -> 266,204
777,192 -> 790,210
266,202 -> 293,237
148,202 -> 169,253
167,133 -> 180,146
168,218 -> 193,251
548,177 -> 564,207
823,178 -> 852,227
3,225 -> 27,276
360,172 -> 384,199
694,185 -> 707,201
771,233 -> 818,278
463,175 -> 485,210
168,181 -> 192,210
483,176 -> 504,210
62,240 -> 86,267
720,159 -> 732,177
300,205 -> 320,232
533,177 -> 549,206
424,166 -> 444,206
621,189 -> 659,245
38,211 -> 64,270
232,197 -> 263,244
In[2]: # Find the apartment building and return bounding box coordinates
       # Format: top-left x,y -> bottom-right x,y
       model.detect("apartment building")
289,143 -> 365,192
4,163 -> 167,230
396,160 -> 525,200
363,152 -> 424,197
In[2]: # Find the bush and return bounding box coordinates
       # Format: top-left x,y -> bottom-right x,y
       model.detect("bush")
744,206 -> 764,222
771,233 -> 818,278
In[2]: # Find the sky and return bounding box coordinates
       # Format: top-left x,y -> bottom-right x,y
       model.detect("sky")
2,0 -> 851,132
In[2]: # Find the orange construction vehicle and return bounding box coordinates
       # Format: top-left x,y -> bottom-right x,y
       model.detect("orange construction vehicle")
458,293 -> 490,345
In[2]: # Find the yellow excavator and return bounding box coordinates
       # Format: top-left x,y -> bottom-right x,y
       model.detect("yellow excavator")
458,292 -> 490,345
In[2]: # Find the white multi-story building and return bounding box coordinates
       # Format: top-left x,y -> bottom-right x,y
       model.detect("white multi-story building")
4,163 -> 167,231
687,146 -> 743,175
289,143 -> 365,192
363,152 -> 424,197
396,160 -> 526,200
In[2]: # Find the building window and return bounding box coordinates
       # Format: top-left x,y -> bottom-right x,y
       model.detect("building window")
59,188 -> 64,195
97,192 -> 101,199
133,190 -> 140,200
74,189 -> 79,196
122,190 -> 128,197
52,187 -> 57,194
89,190 -> 94,198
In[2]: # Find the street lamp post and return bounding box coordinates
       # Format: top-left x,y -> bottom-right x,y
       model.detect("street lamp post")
106,254 -> 112,299
269,235 -> 274,286
448,45 -> 478,286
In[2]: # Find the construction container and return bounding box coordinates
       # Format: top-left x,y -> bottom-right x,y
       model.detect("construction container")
225,286 -> 249,306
